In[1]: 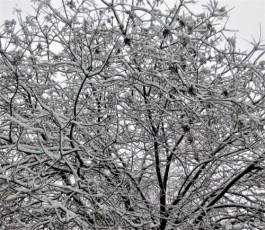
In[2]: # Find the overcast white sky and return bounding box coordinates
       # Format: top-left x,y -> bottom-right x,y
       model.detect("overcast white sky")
0,0 -> 264,50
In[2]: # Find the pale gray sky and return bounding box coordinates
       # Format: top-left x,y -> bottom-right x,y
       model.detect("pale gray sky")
218,0 -> 265,47
0,0 -> 264,50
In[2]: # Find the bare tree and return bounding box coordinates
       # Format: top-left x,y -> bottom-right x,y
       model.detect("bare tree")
0,0 -> 265,229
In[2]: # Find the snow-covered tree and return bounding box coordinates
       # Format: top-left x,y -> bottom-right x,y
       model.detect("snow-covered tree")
0,0 -> 265,229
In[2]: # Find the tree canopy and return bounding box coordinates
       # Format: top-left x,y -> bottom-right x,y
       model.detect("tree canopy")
0,0 -> 265,229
